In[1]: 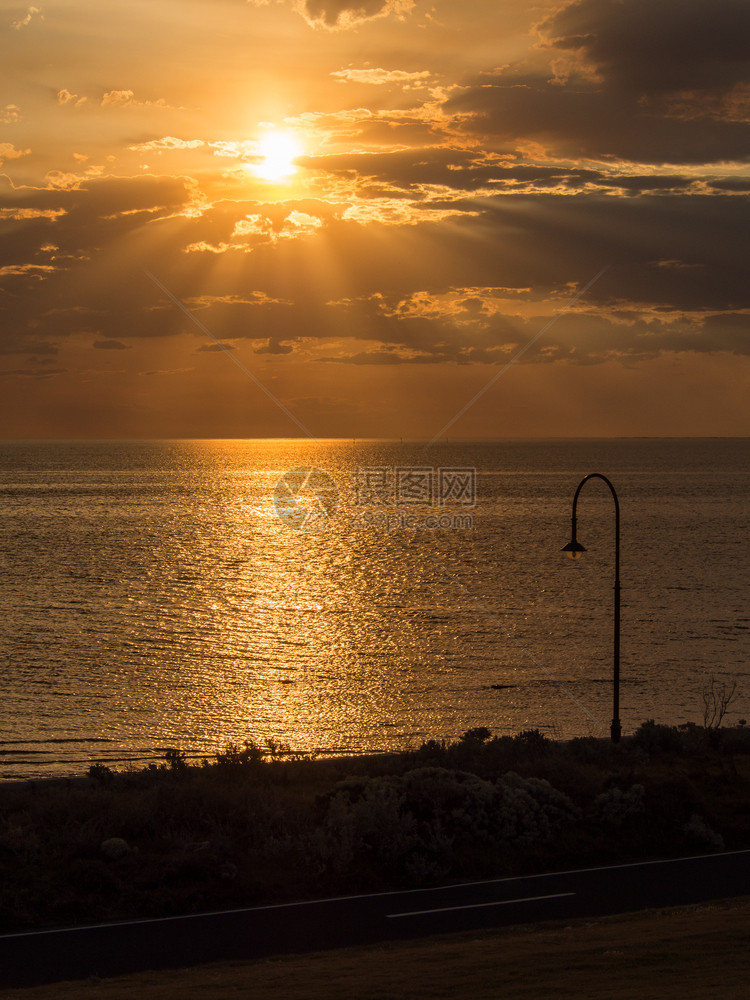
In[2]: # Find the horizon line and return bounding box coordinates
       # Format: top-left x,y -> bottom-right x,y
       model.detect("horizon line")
1,435 -> 749,444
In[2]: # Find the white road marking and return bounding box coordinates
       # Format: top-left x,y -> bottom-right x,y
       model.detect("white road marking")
3,849 -> 748,939
387,891 -> 576,919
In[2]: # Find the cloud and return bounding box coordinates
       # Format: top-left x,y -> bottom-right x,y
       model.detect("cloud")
0,263 -> 58,279
101,90 -> 139,107
12,5 -> 42,29
57,89 -> 87,107
320,349 -> 409,364
1,166 -> 749,376
296,0 -> 413,29
0,143 -> 30,166
2,0 -> 749,438
0,174 -> 194,335
0,339 -> 58,357
543,0 -> 750,96
0,367 -> 66,379
0,105 -> 21,123
331,67 -> 432,88
93,340 -> 130,350
43,170 -> 85,190
445,0 -> 750,164
254,338 -> 294,354
101,90 -> 170,109
0,208 -> 66,221
128,137 -> 205,152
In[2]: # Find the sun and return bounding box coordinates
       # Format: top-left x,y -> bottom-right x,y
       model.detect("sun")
250,132 -> 304,182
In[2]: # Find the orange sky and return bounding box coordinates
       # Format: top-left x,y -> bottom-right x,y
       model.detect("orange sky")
1,0 -> 749,438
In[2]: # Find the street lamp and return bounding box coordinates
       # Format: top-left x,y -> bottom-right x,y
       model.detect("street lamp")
562,473 -> 622,743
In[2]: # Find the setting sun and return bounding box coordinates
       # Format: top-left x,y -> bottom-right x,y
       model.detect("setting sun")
251,132 -> 303,182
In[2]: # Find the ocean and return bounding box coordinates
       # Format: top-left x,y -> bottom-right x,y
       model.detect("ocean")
1,438 -> 748,780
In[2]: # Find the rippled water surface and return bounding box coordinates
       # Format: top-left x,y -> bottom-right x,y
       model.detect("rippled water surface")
1,438 -> 749,778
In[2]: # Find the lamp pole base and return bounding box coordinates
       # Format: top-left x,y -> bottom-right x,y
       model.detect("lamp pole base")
611,719 -> 622,743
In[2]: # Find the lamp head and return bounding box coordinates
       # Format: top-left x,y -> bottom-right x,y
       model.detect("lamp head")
562,539 -> 586,560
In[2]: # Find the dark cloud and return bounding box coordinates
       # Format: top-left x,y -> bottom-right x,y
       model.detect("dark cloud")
0,367 -> 67,379
320,349 -> 406,364
0,339 -> 58,356
254,338 -> 294,354
320,307 -> 750,368
544,0 -> 750,95
195,342 -> 235,352
446,75 -> 750,164
304,148 -> 580,191
93,339 -> 130,350
1,171 -> 749,373
0,174 -> 194,273
710,179 -> 750,192
306,146 -> 700,195
0,175 -> 192,219
446,0 -> 750,164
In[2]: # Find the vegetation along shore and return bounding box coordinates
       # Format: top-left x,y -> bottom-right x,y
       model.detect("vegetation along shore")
2,720 -> 750,935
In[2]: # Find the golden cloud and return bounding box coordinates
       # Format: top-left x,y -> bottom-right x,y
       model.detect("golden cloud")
101,90 -> 171,109
128,137 -> 205,152
296,0 -> 413,29
12,5 -> 42,30
0,143 -> 30,165
331,68 -> 432,88
0,104 -> 22,123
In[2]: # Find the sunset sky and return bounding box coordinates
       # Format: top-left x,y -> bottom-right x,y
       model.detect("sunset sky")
1,0 -> 749,439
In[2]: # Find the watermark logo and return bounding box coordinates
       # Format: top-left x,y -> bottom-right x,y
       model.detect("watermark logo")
353,509 -> 475,532
350,465 -> 476,531
352,466 -> 476,508
273,466 -> 339,532
274,465 -> 476,532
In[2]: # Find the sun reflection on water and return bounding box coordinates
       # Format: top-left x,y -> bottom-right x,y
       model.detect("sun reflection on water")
121,439 -> 496,758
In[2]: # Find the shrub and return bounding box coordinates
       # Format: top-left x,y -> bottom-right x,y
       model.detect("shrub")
631,720 -> 684,754
316,765 -> 580,887
164,749 -> 188,772
212,741 -> 267,769
591,784 -> 646,827
512,729 -> 551,756
87,764 -> 115,785
318,775 -> 415,879
460,727 -> 492,745
683,813 -> 724,850
497,772 -> 579,846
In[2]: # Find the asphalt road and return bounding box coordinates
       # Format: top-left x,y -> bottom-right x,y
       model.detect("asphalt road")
2,849 -> 750,987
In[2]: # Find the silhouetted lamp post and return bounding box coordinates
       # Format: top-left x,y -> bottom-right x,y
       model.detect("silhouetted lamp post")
562,473 -> 622,743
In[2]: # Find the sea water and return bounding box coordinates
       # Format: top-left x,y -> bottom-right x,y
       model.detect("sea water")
1,438 -> 748,779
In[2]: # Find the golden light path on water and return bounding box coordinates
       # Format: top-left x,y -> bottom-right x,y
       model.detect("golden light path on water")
139,439 -> 504,757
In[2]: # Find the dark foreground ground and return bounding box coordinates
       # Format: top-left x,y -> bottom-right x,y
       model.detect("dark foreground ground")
2,897 -> 749,1000
2,722 -> 750,934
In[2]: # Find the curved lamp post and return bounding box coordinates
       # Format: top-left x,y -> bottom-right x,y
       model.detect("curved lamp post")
562,473 -> 622,743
